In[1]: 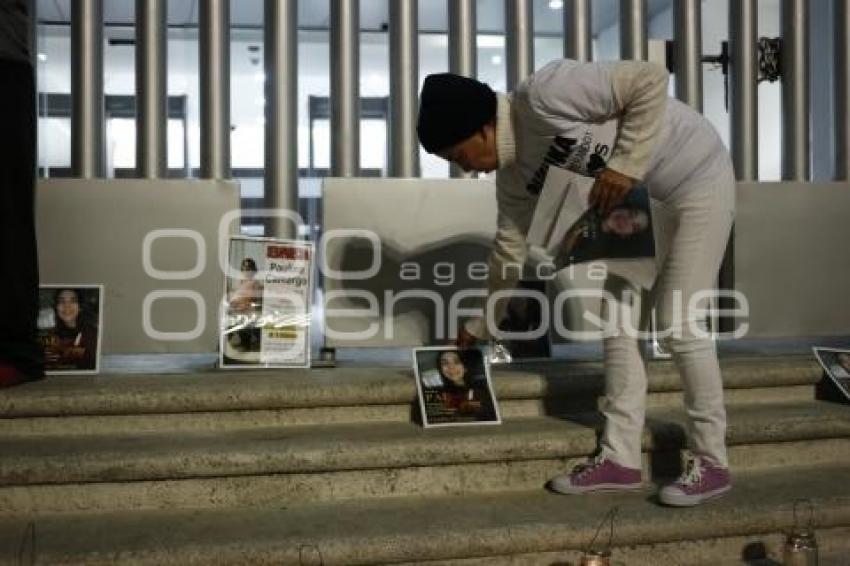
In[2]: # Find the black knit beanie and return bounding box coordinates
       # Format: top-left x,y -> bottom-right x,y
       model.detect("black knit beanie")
417,73 -> 498,154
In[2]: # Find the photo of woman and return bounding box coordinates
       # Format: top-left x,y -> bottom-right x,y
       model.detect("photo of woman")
38,286 -> 102,373
414,347 -> 500,427
224,256 -> 264,357
554,189 -> 655,269
228,257 -> 263,315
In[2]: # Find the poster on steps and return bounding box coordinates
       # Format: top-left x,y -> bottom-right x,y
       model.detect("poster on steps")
37,285 -> 104,374
813,347 -> 850,401
413,346 -> 501,428
220,236 -> 313,369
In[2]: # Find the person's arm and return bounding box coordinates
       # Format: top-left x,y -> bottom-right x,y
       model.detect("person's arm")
462,178 -> 534,342
524,60 -> 669,212
525,59 -> 669,181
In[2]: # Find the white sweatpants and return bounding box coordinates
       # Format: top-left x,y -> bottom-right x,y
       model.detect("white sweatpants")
598,153 -> 736,470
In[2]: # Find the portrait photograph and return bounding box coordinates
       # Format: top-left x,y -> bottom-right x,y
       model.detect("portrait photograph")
413,346 -> 501,428
37,285 -> 103,374
553,185 -> 655,269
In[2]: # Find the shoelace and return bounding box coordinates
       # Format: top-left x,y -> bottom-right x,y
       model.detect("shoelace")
572,455 -> 607,478
679,457 -> 704,487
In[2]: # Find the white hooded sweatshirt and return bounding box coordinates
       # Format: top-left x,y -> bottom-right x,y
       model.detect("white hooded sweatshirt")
466,59 -> 730,339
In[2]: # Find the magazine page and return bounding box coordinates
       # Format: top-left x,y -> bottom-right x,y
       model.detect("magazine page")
526,166 -> 656,263
527,166 -> 594,253
220,236 -> 313,369
547,172 -> 596,257
413,346 -> 501,428
38,285 -> 104,374
552,185 -> 655,268
605,199 -> 678,290
526,166 -> 665,290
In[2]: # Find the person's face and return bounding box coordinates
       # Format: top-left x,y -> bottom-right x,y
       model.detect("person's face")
439,351 -> 467,386
437,124 -> 498,173
838,353 -> 850,372
56,290 -> 80,327
604,209 -> 649,237
241,268 -> 255,280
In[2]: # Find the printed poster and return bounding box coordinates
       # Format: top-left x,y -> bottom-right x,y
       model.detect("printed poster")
413,346 -> 501,427
220,236 -> 313,368
38,285 -> 103,374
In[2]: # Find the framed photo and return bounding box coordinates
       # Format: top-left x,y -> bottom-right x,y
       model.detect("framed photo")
37,285 -> 103,374
413,346 -> 501,428
220,236 -> 313,369
813,347 -> 850,401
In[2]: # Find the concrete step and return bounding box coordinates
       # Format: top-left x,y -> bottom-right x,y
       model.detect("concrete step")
0,356 -> 822,435
2,401 -> 848,515
1,465 -> 848,565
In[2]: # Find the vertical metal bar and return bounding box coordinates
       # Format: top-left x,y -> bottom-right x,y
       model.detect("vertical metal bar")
31,0 -> 40,178
505,0 -> 533,90
330,0 -> 360,177
837,0 -> 850,179
729,0 -> 758,181
449,0 -> 476,77
264,0 -> 299,239
721,0 -> 758,334
620,0 -> 647,60
199,0 -> 231,179
30,0 -> 37,68
782,0 -> 810,181
674,0 -> 703,111
389,0 -> 420,177
808,0 -> 832,181
564,0 -> 592,62
71,0 -> 105,178
448,0 -> 477,178
182,110 -> 190,177
135,0 -> 168,178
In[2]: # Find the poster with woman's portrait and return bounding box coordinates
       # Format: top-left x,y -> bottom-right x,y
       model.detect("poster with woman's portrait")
527,167 -> 661,289
814,347 -> 850,400
553,185 -> 655,269
220,236 -> 313,369
413,347 -> 501,427
37,285 -> 103,374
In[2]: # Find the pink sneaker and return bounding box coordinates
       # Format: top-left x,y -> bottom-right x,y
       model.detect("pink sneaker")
659,455 -> 732,507
548,456 -> 643,494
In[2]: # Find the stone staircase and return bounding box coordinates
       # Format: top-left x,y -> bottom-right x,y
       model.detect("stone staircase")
1,355 -> 849,564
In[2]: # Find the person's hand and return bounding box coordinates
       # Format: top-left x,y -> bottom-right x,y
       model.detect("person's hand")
588,168 -> 637,214
452,325 -> 478,349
